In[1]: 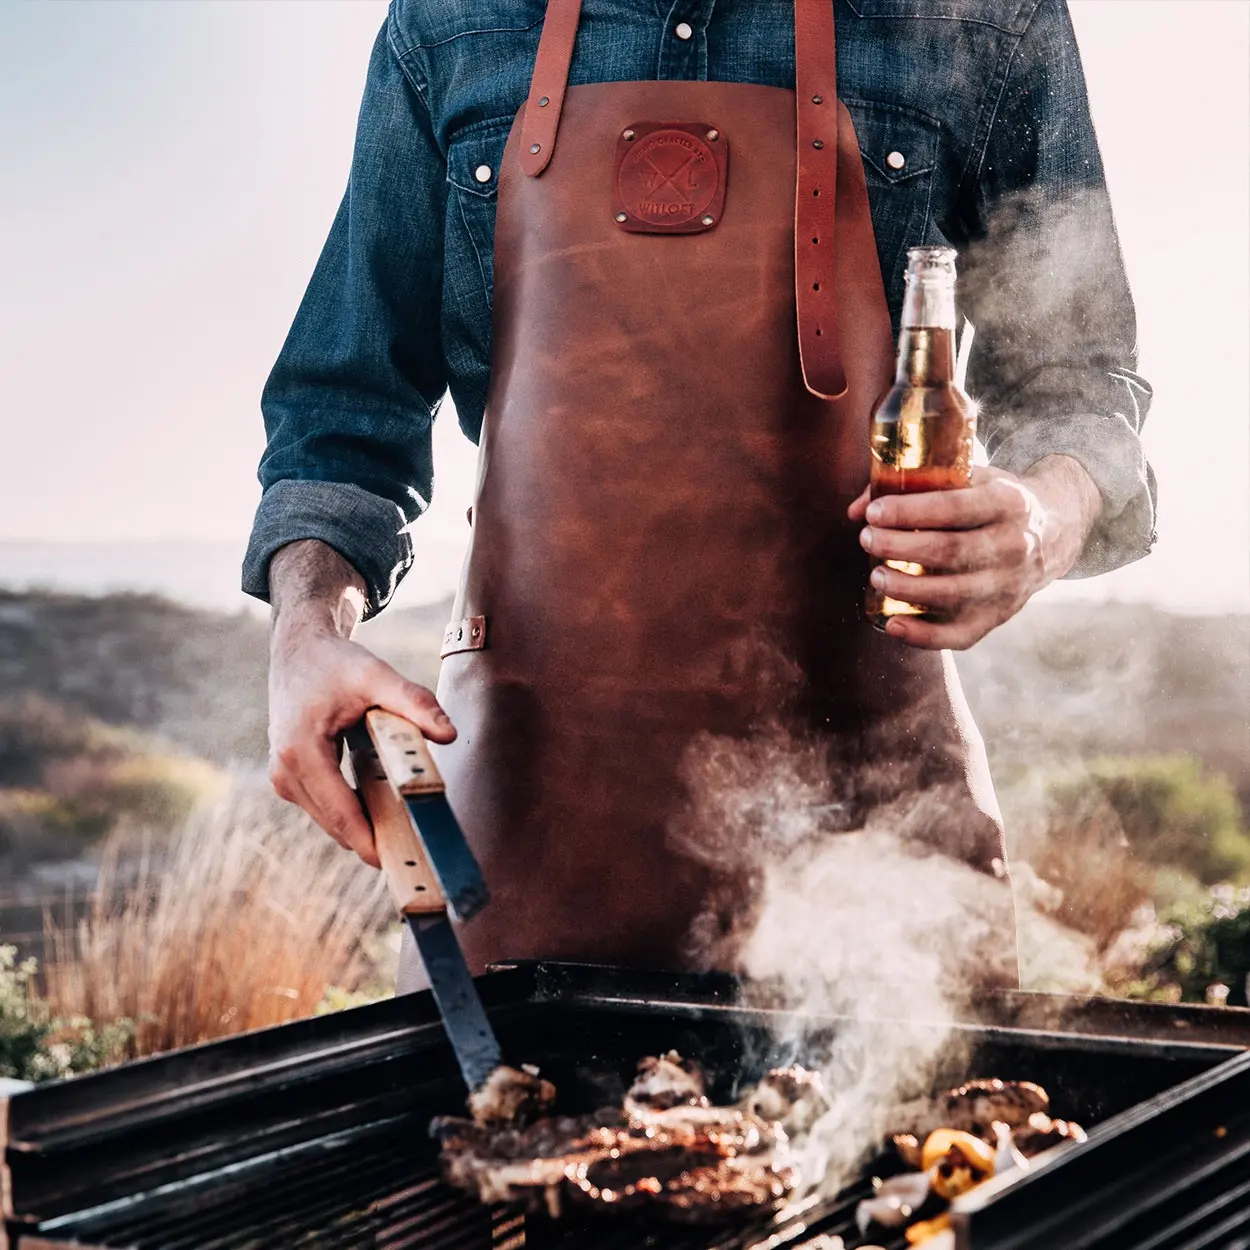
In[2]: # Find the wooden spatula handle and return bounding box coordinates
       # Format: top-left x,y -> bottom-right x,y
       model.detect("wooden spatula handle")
365,708 -> 446,797
346,723 -> 445,917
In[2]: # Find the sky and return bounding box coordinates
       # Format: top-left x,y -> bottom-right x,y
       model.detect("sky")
0,0 -> 1247,614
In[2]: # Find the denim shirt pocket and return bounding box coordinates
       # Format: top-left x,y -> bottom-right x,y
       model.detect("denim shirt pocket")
445,117 -> 515,306
845,101 -> 943,315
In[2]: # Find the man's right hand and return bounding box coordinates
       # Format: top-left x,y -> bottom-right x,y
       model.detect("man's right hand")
265,540 -> 456,868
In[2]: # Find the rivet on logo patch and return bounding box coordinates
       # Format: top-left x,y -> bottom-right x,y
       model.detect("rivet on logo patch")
613,122 -> 728,235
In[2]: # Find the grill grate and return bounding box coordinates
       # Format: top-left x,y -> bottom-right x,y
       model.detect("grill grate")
27,1113 -> 904,1250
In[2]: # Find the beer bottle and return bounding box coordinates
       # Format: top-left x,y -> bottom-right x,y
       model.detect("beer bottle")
864,246 -> 975,630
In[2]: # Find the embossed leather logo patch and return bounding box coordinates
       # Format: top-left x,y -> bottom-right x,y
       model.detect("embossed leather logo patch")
613,122 -> 728,235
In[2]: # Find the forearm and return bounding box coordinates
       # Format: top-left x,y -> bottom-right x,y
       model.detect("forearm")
269,540 -> 368,642
1022,453 -> 1104,584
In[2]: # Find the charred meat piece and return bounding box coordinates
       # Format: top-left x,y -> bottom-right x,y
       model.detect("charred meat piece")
624,1050 -> 708,1112
740,1065 -> 832,1137
435,1054 -> 800,1222
1012,1112 -> 1087,1156
889,1078 -> 1049,1144
468,1064 -> 557,1129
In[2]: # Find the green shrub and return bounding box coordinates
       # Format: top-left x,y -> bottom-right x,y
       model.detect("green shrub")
1047,755 -> 1250,885
1147,886 -> 1250,1006
0,945 -> 133,1081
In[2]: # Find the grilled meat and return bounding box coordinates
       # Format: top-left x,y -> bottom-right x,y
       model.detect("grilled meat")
889,1078 -> 1050,1143
625,1051 -> 707,1111
434,1053 -> 800,1222
1012,1112 -> 1087,1155
468,1064 -> 557,1129
740,1065 -> 832,1137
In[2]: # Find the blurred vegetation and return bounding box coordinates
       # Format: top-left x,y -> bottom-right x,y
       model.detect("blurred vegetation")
0,693 -> 224,862
0,944 -> 133,1082
1047,756 -> 1250,884
1006,754 -> 1250,959
42,782 -> 392,1063
1112,887 -> 1250,1008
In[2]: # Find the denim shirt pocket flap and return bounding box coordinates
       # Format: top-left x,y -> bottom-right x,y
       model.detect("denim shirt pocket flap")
446,118 -> 517,200
847,102 -> 940,186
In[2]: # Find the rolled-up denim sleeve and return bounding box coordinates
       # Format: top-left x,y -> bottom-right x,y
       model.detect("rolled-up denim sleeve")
957,0 -> 1156,578
242,13 -> 447,615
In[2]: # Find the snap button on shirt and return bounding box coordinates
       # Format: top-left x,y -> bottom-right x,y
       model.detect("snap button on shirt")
674,21 -> 694,40
474,164 -> 493,183
886,150 -> 906,170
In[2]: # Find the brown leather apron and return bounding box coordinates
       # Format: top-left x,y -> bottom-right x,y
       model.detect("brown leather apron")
401,0 -> 1013,987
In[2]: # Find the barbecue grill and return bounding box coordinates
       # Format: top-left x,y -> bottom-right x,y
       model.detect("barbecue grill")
4,962 -> 1250,1250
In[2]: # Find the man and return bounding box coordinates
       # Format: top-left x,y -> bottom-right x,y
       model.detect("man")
244,0 -> 1152,981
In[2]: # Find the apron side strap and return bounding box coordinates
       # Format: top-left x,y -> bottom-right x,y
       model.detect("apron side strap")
794,0 -> 848,400
519,0 -> 583,177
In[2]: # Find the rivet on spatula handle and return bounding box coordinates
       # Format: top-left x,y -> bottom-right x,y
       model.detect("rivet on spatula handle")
362,708 -> 490,921
346,723 -> 446,917
365,708 -> 446,797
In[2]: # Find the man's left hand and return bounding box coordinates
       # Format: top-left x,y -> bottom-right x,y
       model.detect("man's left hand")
848,455 -> 1103,650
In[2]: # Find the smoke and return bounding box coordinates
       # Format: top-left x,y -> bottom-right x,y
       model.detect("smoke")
669,724 -> 1022,1195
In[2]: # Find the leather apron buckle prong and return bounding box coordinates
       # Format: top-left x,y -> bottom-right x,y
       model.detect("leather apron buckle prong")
441,616 -> 488,659
613,122 -> 728,235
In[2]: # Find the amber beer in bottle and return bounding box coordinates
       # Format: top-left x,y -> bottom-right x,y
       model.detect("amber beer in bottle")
864,246 -> 975,629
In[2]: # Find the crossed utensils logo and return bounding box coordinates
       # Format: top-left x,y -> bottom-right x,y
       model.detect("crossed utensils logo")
638,147 -> 704,198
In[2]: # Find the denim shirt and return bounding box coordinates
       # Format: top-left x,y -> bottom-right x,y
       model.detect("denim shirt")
243,0 -> 1155,615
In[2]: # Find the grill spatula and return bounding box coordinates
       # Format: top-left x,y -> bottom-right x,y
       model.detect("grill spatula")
347,709 -> 502,1092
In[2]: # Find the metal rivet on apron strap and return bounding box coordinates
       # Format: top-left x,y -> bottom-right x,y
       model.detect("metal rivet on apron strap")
441,616 -> 488,659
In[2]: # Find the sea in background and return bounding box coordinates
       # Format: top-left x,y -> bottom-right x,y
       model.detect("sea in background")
2,537 -> 1246,619
0,538 -> 469,616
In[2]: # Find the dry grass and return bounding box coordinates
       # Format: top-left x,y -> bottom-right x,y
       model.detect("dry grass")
43,777 -> 392,1059
1026,814 -> 1154,953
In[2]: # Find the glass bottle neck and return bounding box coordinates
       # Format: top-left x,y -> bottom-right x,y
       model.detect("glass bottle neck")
895,327 -> 957,384
897,275 -> 957,384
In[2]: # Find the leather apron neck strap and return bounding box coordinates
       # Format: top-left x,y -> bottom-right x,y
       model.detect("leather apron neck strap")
518,0 -> 847,400
518,0 -> 582,178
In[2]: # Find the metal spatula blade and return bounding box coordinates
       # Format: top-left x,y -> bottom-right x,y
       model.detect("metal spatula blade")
347,714 -> 502,1092
406,913 -> 502,1090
